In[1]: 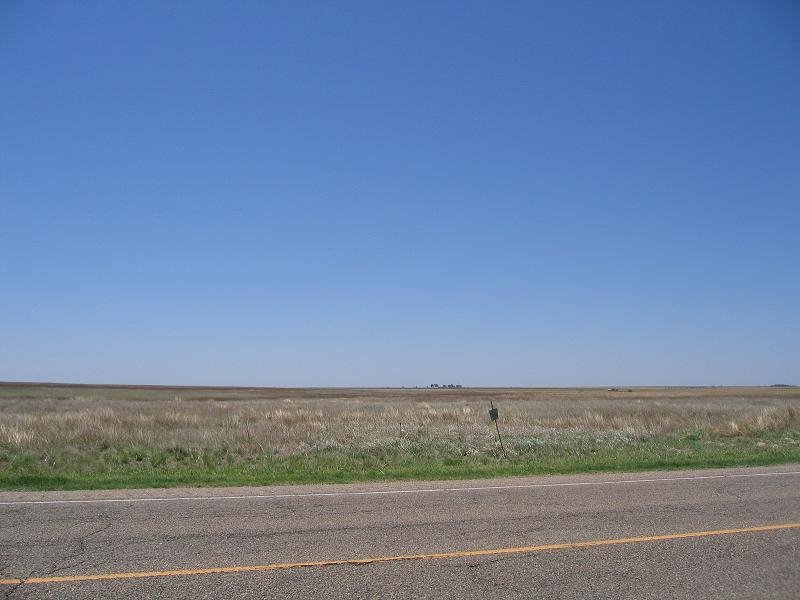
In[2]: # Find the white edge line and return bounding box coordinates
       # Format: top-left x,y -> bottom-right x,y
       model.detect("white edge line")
1,470 -> 798,506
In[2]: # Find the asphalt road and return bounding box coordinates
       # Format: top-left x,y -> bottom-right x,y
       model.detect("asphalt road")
1,465 -> 798,599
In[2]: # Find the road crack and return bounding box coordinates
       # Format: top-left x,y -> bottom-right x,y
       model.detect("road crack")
42,520 -> 114,578
3,570 -> 35,599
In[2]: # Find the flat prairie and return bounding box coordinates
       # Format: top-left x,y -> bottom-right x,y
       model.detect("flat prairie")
0,384 -> 798,490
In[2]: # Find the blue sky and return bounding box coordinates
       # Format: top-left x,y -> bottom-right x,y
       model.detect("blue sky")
1,1 -> 798,386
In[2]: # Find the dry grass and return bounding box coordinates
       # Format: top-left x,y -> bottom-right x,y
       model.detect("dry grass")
1,385 -> 798,460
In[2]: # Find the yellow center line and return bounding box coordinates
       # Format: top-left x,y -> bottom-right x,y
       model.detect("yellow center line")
1,523 -> 798,586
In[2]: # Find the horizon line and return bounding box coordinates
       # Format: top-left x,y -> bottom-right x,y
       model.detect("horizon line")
0,380 -> 795,391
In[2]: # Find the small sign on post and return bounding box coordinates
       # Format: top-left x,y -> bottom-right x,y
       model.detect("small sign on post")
489,400 -> 508,458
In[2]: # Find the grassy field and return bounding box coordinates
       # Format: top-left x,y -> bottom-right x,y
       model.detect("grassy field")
0,383 -> 798,491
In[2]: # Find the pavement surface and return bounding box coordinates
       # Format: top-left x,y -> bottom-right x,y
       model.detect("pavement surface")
1,465 -> 798,598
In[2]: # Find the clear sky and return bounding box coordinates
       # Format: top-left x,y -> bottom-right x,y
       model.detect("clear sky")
1,1 -> 798,387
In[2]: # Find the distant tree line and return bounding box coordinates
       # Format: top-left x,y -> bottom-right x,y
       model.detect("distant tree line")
430,384 -> 462,389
